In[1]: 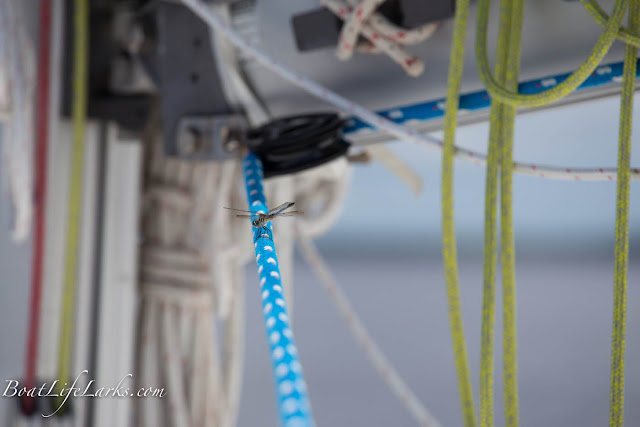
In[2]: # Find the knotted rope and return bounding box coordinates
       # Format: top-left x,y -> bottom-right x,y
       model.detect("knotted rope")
321,0 -> 438,76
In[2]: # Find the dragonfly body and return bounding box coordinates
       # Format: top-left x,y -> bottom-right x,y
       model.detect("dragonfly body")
224,202 -> 303,228
251,215 -> 274,229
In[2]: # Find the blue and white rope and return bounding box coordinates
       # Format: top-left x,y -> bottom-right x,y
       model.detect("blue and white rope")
344,59 -> 640,134
242,152 -> 315,427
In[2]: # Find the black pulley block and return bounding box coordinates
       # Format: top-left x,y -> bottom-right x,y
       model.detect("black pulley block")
246,113 -> 350,178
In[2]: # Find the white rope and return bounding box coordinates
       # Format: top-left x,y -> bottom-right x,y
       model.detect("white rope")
0,0 -> 36,241
220,266 -> 244,427
290,157 -> 351,238
322,0 -> 438,76
296,234 -> 442,427
136,112 -> 248,427
209,3 -> 270,126
362,144 -> 423,195
176,0 -> 640,181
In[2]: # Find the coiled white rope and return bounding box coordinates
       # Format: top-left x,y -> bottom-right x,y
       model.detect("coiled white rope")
176,0 -> 640,182
136,113 -> 249,427
0,0 -> 35,241
321,0 -> 438,76
290,158 -> 352,238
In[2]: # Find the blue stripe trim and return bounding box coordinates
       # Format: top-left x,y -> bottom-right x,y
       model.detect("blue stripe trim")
344,59 -> 638,134
242,152 -> 315,427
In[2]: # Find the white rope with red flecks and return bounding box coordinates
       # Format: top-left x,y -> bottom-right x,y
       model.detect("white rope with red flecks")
322,0 -> 438,76
178,0 -> 640,182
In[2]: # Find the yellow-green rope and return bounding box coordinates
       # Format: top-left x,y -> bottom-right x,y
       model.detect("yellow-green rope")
583,0 -> 640,48
475,0 -> 627,107
441,0 -> 477,425
55,0 -> 88,409
479,116 -> 500,427
479,0 -> 516,424
500,0 -> 524,425
474,0 -> 637,426
610,0 -> 637,424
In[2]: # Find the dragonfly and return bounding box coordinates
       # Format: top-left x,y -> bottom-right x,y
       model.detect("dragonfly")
224,202 -> 303,228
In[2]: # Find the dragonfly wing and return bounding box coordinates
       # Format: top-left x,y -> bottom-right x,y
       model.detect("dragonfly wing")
224,206 -> 259,214
276,210 -> 304,217
268,201 -> 295,216
235,214 -> 254,219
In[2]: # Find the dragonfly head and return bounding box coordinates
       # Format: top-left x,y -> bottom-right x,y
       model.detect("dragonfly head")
250,211 -> 265,228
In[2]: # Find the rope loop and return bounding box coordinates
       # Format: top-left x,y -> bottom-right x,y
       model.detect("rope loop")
583,0 -> 640,48
475,0 -> 627,107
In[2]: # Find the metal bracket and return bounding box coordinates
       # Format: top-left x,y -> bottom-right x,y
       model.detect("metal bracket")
140,2 -> 235,157
175,115 -> 248,161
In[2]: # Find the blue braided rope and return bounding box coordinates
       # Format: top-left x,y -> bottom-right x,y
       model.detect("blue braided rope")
242,152 -> 315,427
344,58 -> 640,134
